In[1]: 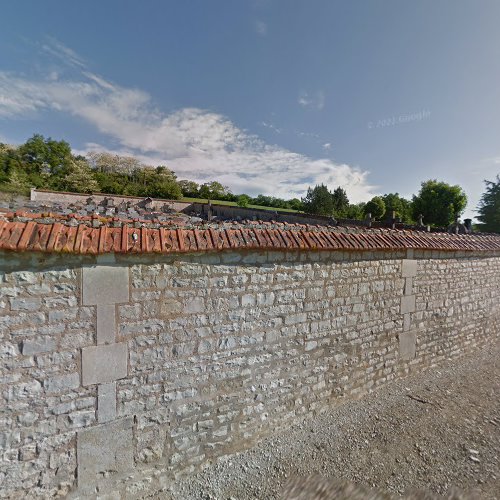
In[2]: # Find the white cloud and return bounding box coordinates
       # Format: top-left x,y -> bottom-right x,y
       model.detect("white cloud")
298,90 -> 325,111
260,121 -> 282,134
82,72 -> 116,91
255,20 -> 267,36
296,130 -> 320,139
322,142 -> 332,151
40,36 -> 86,69
0,44 -> 375,202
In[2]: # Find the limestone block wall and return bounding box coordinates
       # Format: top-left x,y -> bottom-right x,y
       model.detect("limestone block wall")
0,261 -> 95,498
1,250 -> 499,498
30,189 -> 193,212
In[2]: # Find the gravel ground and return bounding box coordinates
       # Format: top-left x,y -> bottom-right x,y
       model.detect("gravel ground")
164,344 -> 500,499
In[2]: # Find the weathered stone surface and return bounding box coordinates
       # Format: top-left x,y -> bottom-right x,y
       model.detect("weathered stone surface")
404,277 -> 413,295
96,304 -> 116,345
21,338 -> 57,355
82,343 -> 128,386
401,294 -> 416,314
81,265 -> 129,306
98,382 -> 116,423
403,313 -> 411,332
44,372 -> 80,394
401,259 -> 418,278
183,297 -> 204,314
77,418 -> 134,494
10,297 -> 41,311
399,330 -> 417,360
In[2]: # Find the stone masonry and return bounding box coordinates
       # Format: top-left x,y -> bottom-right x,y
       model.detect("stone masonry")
1,249 -> 500,498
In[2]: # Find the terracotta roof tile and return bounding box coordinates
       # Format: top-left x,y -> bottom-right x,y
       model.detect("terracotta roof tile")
1,212 -> 500,255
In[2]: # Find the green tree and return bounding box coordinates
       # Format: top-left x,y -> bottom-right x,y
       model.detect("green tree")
7,167 -> 31,195
381,193 -> 413,222
87,151 -> 141,177
302,184 -> 335,216
148,179 -> 182,199
344,202 -> 365,219
364,196 -> 386,220
18,134 -> 72,175
94,171 -> 128,194
0,144 -> 13,183
332,187 -> 349,217
199,181 -> 231,200
62,159 -> 99,193
476,175 -> 500,233
155,165 -> 177,182
151,166 -> 181,199
288,198 -> 303,211
237,194 -> 251,207
178,180 -> 200,197
411,180 -> 467,226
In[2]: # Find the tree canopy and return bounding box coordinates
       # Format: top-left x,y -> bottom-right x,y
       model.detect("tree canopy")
199,181 -> 231,200
411,180 -> 467,227
178,180 -> 200,198
476,175 -> 500,233
381,193 -> 413,223
331,187 -> 349,217
236,194 -> 251,207
364,196 -> 386,220
18,134 -> 72,176
301,184 -> 335,216
301,184 -> 356,217
62,159 -> 99,194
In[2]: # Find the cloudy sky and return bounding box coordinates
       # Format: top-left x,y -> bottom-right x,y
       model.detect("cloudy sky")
1,1 -> 500,218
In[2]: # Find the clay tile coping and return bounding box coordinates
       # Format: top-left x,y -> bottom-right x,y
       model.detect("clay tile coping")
1,213 -> 500,255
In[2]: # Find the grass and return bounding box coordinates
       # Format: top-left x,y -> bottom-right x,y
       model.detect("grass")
181,197 -> 301,213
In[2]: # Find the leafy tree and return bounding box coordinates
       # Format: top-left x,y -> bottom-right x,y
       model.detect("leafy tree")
344,202 -> 365,219
148,178 -> 182,199
302,184 -> 335,216
252,194 -> 272,206
331,187 -> 349,217
178,180 -> 200,197
199,181 -> 231,200
62,159 -> 99,193
411,180 -> 467,226
381,193 -> 413,223
237,194 -> 251,207
7,167 -> 31,195
288,198 -> 303,211
87,151 -> 141,177
0,143 -> 16,157
94,172 -> 127,195
0,136 -> 187,199
0,144 -> 13,183
364,196 -> 386,220
476,175 -> 500,233
18,134 -> 72,175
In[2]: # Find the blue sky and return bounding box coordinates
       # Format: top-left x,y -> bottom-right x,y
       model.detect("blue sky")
1,1 -> 500,218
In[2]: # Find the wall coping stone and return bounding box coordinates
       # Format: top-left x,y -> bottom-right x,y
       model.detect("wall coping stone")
1,214 -> 500,255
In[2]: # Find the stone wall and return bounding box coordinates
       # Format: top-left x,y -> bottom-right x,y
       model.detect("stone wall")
1,249 -> 499,498
30,188 -> 192,213
30,189 -> 336,225
190,202 -> 336,225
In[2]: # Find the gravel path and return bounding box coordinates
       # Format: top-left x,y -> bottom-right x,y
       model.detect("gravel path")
164,344 -> 500,499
